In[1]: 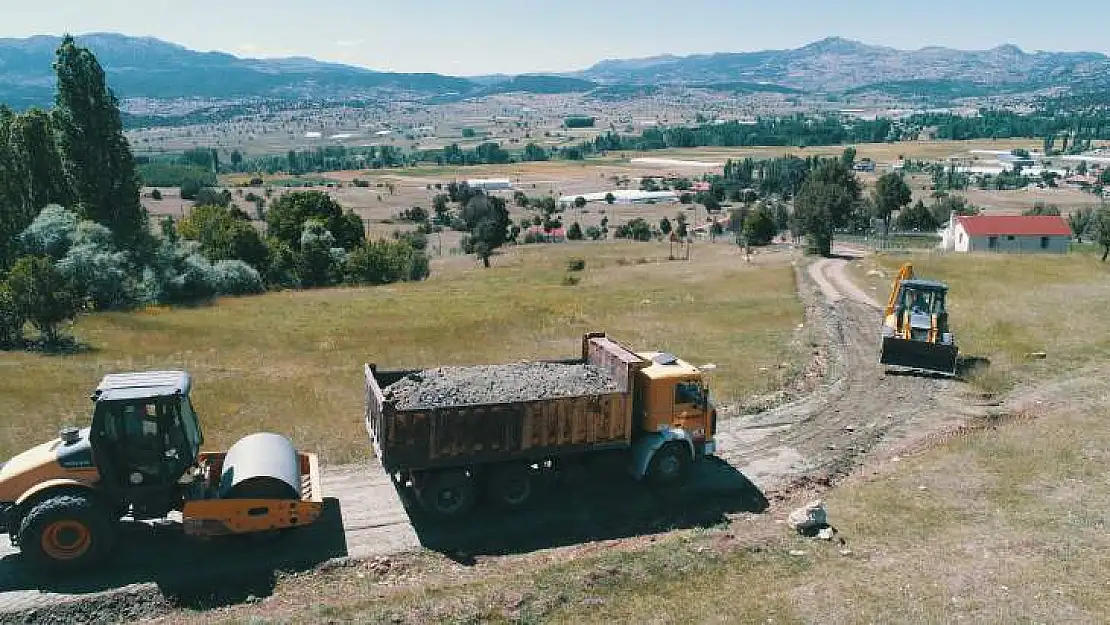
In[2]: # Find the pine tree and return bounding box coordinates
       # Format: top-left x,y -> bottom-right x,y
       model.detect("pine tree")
52,35 -> 147,247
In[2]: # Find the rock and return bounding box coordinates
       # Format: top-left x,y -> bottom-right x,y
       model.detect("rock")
787,500 -> 828,532
788,550 -> 807,557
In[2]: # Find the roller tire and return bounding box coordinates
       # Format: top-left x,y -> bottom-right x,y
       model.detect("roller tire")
17,493 -> 117,573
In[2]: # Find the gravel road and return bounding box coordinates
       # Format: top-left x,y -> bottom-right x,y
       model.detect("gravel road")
0,247 -> 995,621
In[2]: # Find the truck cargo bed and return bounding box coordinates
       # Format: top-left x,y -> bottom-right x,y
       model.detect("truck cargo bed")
365,333 -> 647,473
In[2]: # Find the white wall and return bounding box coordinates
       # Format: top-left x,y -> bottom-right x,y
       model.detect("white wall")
953,225 -> 1069,254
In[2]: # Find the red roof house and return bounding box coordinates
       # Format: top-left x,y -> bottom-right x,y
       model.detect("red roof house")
944,215 -> 1071,254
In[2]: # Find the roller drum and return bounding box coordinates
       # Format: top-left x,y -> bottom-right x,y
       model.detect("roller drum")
218,432 -> 301,500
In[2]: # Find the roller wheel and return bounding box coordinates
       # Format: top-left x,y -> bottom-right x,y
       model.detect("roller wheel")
646,442 -> 691,488
17,493 -> 117,573
486,464 -> 535,510
416,470 -> 476,518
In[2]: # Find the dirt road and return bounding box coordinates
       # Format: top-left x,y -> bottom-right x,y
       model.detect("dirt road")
0,248 -> 983,619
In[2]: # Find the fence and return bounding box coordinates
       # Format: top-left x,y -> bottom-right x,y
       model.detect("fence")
837,232 -> 942,253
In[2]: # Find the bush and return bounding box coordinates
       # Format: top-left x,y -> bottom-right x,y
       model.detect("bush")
345,239 -> 428,285
567,222 -> 584,240
297,220 -> 342,288
567,257 -> 586,272
180,179 -> 203,201
151,189 -> 163,200
5,256 -> 84,345
0,284 -> 25,348
266,191 -> 364,252
212,260 -> 265,295
20,205 -> 79,259
57,234 -> 136,310
585,226 -> 602,240
562,274 -> 581,286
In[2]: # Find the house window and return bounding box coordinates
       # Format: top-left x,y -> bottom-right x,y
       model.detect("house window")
1007,235 -> 1015,241
1041,237 -> 1050,249
988,236 -> 998,248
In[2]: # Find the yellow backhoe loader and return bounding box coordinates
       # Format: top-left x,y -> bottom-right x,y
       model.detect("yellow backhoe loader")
879,263 -> 959,376
0,371 -> 323,573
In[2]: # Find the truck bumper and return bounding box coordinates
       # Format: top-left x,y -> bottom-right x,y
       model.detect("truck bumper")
700,438 -> 717,457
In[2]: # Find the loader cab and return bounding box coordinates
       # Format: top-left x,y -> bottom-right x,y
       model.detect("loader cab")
891,280 -> 950,338
88,372 -> 204,511
635,352 -> 716,445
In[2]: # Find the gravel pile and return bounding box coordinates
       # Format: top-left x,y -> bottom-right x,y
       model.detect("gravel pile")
383,362 -> 621,410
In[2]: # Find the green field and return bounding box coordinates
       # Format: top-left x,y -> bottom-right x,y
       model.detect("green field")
0,242 -> 804,463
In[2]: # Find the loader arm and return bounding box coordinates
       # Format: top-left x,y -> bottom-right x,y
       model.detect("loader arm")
884,263 -> 914,318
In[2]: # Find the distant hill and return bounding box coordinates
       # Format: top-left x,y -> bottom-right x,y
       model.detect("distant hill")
576,37 -> 1110,93
1,33 -> 1107,110
0,33 -> 482,107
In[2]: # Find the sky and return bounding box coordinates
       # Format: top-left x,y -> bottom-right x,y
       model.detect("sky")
2,0 -> 1108,76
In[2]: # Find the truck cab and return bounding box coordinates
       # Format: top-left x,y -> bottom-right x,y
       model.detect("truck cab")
630,351 -> 718,484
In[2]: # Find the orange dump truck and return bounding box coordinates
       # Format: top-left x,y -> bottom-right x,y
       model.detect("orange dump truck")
365,332 -> 718,517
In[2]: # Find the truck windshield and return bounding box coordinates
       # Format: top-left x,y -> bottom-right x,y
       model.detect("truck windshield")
675,381 -> 706,406
179,397 -> 204,453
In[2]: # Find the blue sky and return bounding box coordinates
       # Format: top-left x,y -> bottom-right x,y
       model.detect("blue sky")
2,0 -> 1108,75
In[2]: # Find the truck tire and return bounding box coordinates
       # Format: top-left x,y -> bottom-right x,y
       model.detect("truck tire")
486,463 -> 534,510
646,442 -> 691,488
416,470 -> 476,518
17,493 -> 117,573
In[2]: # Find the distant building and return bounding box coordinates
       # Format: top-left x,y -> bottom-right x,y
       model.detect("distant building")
467,179 -> 512,191
557,189 -> 679,207
852,159 -> 876,172
940,215 -> 1071,254
523,226 -> 565,243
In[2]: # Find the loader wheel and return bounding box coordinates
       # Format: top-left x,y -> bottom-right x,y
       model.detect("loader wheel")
486,464 -> 534,510
18,493 -> 117,573
647,442 -> 691,488
416,471 -> 476,518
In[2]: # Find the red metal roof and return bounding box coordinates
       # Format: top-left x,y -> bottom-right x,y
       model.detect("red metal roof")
956,215 -> 1071,237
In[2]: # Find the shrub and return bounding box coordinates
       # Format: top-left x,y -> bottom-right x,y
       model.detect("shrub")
151,189 -> 163,200
0,284 -> 25,348
20,205 -> 79,259
585,226 -> 602,240
298,219 -> 342,287
345,239 -> 427,285
5,256 -> 84,345
567,257 -> 586,272
562,274 -> 581,286
57,239 -> 136,310
567,222 -> 584,240
212,260 -> 265,295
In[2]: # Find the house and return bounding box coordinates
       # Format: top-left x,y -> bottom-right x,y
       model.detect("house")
940,215 -> 1071,254
467,178 -> 512,191
523,226 -> 566,243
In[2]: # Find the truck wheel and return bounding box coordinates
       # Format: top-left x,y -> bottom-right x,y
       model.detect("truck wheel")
646,442 -> 691,487
417,471 -> 476,518
17,493 -> 117,573
486,464 -> 534,510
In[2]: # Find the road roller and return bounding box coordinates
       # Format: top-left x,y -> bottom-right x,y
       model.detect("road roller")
0,370 -> 324,573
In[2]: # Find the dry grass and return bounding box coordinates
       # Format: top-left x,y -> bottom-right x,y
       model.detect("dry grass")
848,251 -> 1110,394
0,242 -> 802,463
158,392 -> 1110,624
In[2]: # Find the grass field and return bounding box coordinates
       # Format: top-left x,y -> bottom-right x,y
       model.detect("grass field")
848,251 -> 1110,393
0,242 -> 803,463
164,387 -> 1110,624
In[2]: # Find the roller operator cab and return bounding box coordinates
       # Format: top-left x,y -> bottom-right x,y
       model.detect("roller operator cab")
0,371 -> 323,573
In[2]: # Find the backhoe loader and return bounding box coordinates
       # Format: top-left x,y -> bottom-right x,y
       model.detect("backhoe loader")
0,371 -> 323,573
879,263 -> 958,376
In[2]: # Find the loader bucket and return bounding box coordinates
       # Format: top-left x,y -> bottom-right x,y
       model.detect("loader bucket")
880,336 -> 958,376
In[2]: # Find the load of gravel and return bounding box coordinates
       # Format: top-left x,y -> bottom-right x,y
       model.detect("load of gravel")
382,362 -> 621,410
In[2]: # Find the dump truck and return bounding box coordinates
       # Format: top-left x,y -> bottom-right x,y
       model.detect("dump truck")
880,263 -> 959,375
0,371 -> 323,573
364,332 -> 718,517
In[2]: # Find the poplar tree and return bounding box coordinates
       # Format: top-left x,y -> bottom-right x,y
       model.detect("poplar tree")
52,35 -> 147,247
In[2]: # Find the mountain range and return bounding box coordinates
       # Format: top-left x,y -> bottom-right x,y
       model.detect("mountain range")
1,33 -> 1107,109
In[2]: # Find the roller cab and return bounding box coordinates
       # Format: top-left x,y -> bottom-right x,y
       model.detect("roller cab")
0,370 -> 324,574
